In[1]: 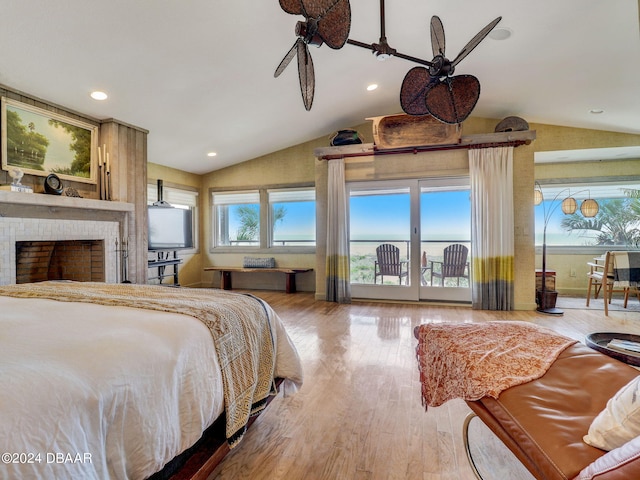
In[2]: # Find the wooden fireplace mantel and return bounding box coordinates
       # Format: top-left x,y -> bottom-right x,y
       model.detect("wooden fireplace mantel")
0,190 -> 134,213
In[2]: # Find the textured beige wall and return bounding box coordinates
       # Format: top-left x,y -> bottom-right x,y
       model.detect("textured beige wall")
513,141 -> 537,309
147,163 -> 203,287
199,140 -> 321,290
530,123 -> 640,152
313,116 -> 536,309
150,116 -> 640,308
148,163 -> 202,189
532,123 -> 640,297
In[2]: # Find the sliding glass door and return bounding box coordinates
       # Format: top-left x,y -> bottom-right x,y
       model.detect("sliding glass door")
419,178 -> 471,302
348,178 -> 471,303
349,182 -> 417,301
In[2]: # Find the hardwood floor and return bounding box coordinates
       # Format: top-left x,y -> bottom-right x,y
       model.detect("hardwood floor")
207,292 -> 640,480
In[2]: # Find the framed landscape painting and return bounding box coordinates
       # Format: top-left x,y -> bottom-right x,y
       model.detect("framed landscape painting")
1,97 -> 98,184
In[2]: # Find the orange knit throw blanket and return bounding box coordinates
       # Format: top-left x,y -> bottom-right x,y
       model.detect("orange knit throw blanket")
415,321 -> 577,407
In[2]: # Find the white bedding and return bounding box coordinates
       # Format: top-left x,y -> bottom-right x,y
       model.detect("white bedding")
0,294 -> 302,480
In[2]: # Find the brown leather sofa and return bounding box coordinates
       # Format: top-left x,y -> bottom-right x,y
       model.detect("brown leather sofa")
466,342 -> 640,480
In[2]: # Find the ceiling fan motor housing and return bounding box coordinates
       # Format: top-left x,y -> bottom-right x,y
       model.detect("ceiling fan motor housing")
296,20 -> 323,47
429,56 -> 454,78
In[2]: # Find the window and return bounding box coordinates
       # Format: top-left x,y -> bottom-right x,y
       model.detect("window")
535,182 -> 640,248
268,188 -> 316,246
211,187 -> 316,249
212,191 -> 260,247
147,183 -> 198,250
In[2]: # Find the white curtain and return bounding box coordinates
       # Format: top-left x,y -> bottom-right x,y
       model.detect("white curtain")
325,158 -> 351,303
469,146 -> 514,310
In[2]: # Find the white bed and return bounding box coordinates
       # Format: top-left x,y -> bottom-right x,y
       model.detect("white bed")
0,282 -> 303,480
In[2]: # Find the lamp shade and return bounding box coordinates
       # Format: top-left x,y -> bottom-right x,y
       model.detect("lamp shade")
580,198 -> 599,217
561,197 -> 577,214
534,188 -> 543,205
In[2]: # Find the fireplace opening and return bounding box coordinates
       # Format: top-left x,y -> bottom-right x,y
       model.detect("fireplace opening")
16,240 -> 105,284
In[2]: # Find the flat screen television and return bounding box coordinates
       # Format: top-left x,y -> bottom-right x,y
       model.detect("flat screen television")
148,205 -> 194,251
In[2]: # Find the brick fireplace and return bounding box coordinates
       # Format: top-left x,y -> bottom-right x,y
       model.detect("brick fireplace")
0,193 -> 135,285
16,240 -> 105,284
0,217 -> 120,285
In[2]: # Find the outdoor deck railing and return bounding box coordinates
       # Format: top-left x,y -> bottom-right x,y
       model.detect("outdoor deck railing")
350,239 -> 471,286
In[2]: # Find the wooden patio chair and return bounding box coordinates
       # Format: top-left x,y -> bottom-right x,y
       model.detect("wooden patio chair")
586,251 -> 637,316
374,244 -> 408,285
430,243 -> 469,287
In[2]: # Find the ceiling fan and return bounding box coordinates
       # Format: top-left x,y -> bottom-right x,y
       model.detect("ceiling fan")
398,15 -> 502,124
347,0 -> 501,124
274,0 -> 352,111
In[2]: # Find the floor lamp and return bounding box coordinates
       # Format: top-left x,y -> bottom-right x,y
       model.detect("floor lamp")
534,182 -> 599,315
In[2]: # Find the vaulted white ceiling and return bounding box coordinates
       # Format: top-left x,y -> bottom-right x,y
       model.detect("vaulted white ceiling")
1,0 -> 638,174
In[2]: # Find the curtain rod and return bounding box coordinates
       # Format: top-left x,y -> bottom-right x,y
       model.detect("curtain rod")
315,130 -> 536,160
316,139 -> 530,160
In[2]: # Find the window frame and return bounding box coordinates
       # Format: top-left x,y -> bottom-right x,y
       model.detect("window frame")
211,190 -> 261,248
535,178 -> 640,255
268,187 -> 316,248
210,184 -> 316,254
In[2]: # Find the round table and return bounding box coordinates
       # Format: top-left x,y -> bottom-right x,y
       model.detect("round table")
585,332 -> 640,367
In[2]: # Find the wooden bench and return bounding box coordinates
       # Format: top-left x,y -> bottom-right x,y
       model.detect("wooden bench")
204,267 -> 313,293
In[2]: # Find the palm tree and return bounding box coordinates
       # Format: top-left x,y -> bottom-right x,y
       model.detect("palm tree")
561,198 -> 640,246
236,205 -> 287,241
236,205 -> 259,241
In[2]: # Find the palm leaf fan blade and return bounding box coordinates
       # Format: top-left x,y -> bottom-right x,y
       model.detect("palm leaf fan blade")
300,0 -> 342,18
451,16 -> 501,67
425,75 -> 480,124
316,0 -> 351,48
400,67 -> 433,116
279,0 -> 304,15
297,43 -> 315,110
430,16 -> 445,57
275,40 -> 300,77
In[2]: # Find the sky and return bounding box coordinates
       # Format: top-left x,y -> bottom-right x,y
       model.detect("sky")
223,191 -> 622,246
222,186 -> 634,246
227,201 -> 316,241
535,201 -> 599,246
224,190 -> 472,243
350,190 -> 471,241
272,201 -> 316,240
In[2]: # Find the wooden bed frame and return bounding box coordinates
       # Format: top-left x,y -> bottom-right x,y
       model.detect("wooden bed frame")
150,378 -> 284,480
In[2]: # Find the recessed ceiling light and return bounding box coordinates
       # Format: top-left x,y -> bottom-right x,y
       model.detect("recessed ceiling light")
589,108 -> 604,114
90,91 -> 108,101
489,27 -> 512,41
207,152 -> 217,157
367,84 -> 378,91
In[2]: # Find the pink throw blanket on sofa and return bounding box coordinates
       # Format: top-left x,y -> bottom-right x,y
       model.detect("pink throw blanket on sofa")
415,321 -> 577,407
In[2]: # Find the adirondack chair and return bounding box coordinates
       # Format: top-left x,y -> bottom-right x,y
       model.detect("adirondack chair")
374,244 -> 408,285
430,243 -> 469,286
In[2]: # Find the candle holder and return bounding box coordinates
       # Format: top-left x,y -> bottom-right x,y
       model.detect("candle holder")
97,144 -> 112,200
